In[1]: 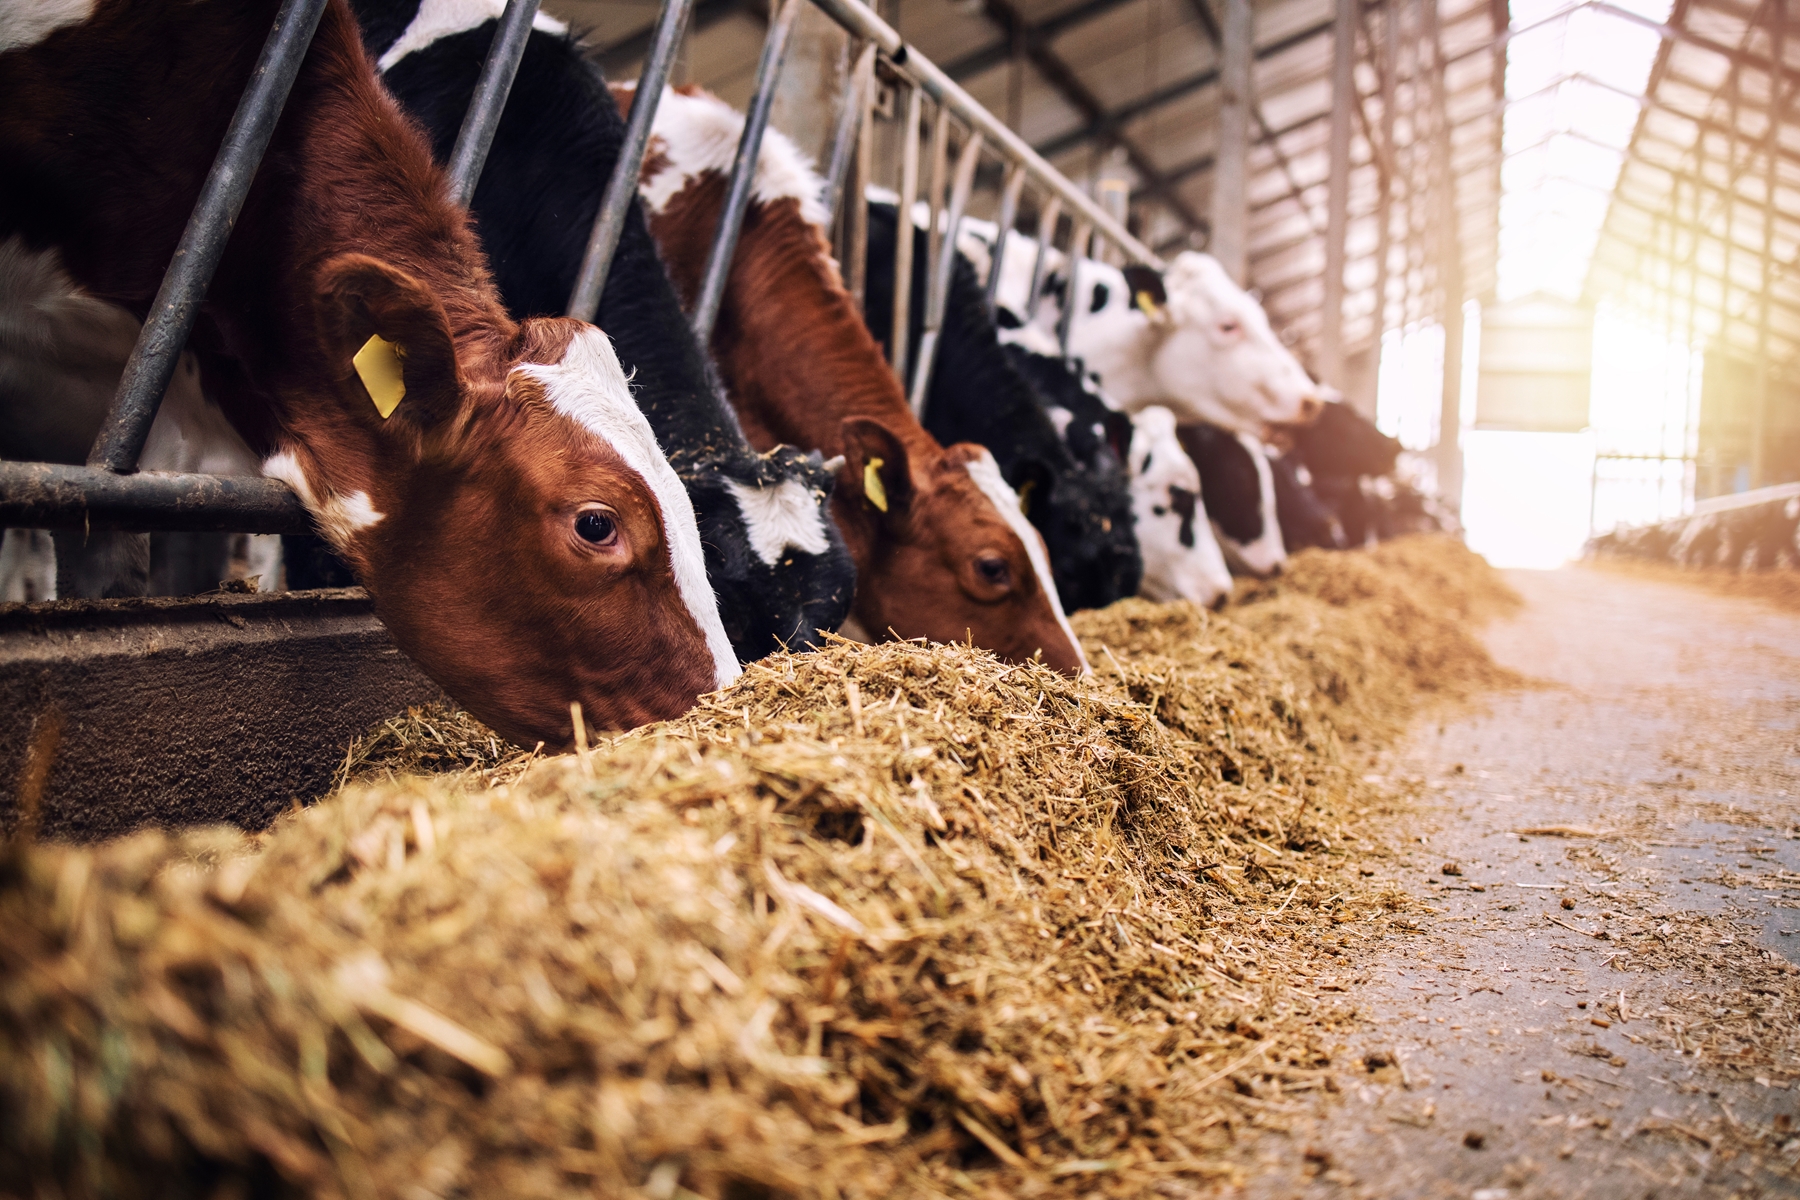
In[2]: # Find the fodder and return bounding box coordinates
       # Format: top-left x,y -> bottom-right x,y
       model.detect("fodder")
0,536 -> 1516,1199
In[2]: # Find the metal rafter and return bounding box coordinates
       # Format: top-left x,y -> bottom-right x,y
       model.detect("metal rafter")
971,0 -> 1209,233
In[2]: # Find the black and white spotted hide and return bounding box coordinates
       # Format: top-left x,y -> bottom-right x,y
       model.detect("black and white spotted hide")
351,0 -> 855,658
860,202 -> 1141,612
1173,423 -> 1287,577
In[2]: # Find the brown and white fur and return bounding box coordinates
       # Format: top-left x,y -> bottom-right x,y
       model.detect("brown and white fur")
0,0 -> 739,744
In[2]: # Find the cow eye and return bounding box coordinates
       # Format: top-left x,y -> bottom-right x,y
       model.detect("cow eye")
1219,319 -> 1240,335
975,553 -> 1012,589
574,507 -> 619,546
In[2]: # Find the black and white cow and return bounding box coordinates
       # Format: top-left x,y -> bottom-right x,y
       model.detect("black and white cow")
350,0 -> 855,657
1173,423 -> 1287,576
861,200 -> 1141,612
991,245 -> 1325,436
996,332 -> 1231,606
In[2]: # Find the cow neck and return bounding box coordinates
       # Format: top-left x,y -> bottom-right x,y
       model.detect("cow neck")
205,1 -> 516,479
649,184 -> 938,465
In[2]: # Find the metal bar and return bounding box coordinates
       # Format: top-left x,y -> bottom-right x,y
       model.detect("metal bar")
1212,0 -> 1252,283
1320,0 -> 1356,388
891,82 -> 924,379
1057,218 -> 1092,356
921,104 -> 951,353
690,0 -> 803,346
823,40 -> 877,222
806,0 -> 1161,265
845,60 -> 875,309
567,0 -> 696,321
0,463 -> 312,534
985,163 -> 1027,314
85,0 -> 331,475
1753,0 -> 1780,487
446,0 -> 541,207
911,131 -> 983,412
1024,196 -> 1063,320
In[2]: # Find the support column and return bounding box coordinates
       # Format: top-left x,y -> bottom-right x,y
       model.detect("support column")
1212,0 -> 1252,283
1752,0 -> 1783,488
1422,0 -> 1464,507
1320,0 -> 1357,389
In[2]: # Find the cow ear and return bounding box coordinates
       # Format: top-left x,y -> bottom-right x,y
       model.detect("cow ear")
313,253 -> 462,429
839,416 -> 914,527
1122,264 -> 1167,318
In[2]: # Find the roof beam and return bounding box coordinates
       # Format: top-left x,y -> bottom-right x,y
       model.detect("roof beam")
973,0 -> 1209,234
943,0 -> 1141,82
1032,15 -> 1335,160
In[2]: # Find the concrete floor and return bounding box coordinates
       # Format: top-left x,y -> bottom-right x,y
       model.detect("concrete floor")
1240,566 -> 1800,1200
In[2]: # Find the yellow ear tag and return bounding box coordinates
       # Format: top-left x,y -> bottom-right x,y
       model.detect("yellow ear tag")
1134,290 -> 1163,319
1017,477 -> 1036,516
863,456 -> 888,513
353,333 -> 406,419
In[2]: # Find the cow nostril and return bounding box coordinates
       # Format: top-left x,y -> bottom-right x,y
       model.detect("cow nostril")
1300,397 -> 1324,422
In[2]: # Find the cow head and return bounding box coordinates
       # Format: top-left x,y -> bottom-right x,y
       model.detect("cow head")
834,416 -> 1087,675
1142,253 -> 1325,436
1127,406 -> 1232,607
269,253 -> 740,746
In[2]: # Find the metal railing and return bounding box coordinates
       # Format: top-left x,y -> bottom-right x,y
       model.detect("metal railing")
1,0 -> 1164,541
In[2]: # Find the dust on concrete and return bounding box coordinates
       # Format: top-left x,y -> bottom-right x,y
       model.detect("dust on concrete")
1237,565 -> 1800,1200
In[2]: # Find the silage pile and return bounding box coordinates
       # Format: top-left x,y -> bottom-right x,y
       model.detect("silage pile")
0,537 -> 1515,1199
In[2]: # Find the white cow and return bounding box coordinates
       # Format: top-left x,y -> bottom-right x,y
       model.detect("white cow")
1126,406 -> 1233,604
980,233 -> 1325,438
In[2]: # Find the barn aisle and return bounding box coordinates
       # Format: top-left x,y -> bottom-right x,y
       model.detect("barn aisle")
1242,567 -> 1800,1199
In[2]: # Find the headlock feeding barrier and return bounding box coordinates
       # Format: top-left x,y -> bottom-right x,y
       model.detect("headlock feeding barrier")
0,0 -> 1163,538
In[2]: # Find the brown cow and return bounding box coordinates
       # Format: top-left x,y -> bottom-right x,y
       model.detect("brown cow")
0,0 -> 740,745
618,84 -> 1086,675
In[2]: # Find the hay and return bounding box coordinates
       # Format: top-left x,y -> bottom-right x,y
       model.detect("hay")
0,536 -> 1517,1199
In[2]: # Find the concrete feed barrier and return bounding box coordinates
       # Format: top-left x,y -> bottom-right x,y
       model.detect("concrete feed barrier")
0,589 -> 442,840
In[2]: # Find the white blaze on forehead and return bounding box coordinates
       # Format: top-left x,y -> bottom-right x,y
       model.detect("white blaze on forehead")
726,477 -> 831,567
519,327 -> 742,688
0,0 -> 94,52
963,450 -> 1090,675
633,85 -> 830,228
263,451 -> 384,550
377,0 -> 567,71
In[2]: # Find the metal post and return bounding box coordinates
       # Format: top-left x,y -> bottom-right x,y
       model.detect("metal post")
890,82 -> 925,377
922,104 -> 951,337
1752,0 -> 1783,488
845,60 -> 877,310
911,132 -> 983,412
690,0 -> 803,346
823,41 -> 878,222
984,164 -> 1028,314
566,0 -> 696,322
1368,0 -> 1398,418
446,0 -> 541,207
1024,196 -> 1063,320
86,0 -> 331,475
1422,0 -> 1464,506
1211,0 -> 1252,284
1057,219 -> 1093,356
1320,0 -> 1357,389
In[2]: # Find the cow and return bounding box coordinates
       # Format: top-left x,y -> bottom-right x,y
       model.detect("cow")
996,336 -> 1228,607
990,241 -> 1326,437
355,0 -> 855,659
1268,453 -> 1348,552
1,235 -> 283,599
1283,398 -> 1398,548
1173,424 -> 1287,576
1122,406 -> 1233,605
1,0 -> 740,744
620,84 -> 1086,674
860,201 -> 1140,612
